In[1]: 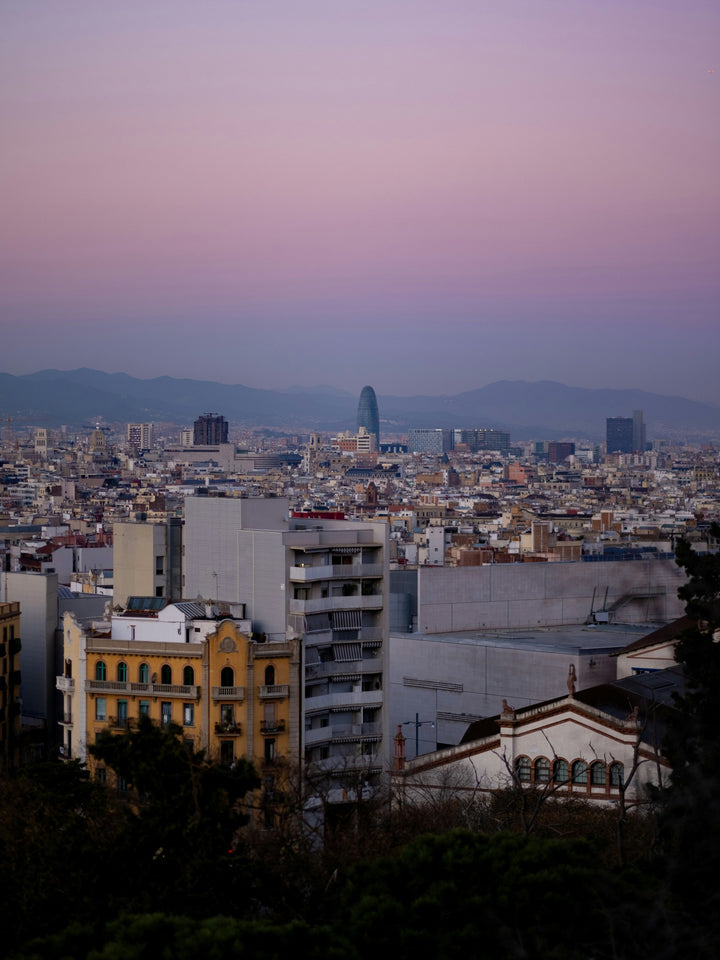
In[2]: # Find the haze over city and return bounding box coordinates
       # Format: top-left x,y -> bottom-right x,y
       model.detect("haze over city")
2,1 -> 719,403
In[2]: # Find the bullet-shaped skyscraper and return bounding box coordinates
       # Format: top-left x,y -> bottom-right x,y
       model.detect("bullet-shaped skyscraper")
357,385 -> 380,449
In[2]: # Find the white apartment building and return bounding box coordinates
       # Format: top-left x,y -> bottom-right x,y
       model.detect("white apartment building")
183,496 -> 390,782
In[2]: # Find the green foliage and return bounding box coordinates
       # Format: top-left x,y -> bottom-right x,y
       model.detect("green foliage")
658,528 -> 720,951
330,830 -> 655,960
15,914 -> 353,960
0,760 -> 129,951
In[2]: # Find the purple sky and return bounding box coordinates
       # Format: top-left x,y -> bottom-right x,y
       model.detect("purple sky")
2,1 -> 719,402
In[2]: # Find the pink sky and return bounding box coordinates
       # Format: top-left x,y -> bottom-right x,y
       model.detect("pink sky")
1,1 -> 718,401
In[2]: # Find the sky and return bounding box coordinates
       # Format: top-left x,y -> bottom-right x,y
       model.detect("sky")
1,1 -> 719,402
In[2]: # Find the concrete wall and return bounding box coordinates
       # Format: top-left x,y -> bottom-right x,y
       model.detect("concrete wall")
417,559 -> 686,633
0,572 -> 57,720
389,629 -> 624,759
184,497 -> 289,639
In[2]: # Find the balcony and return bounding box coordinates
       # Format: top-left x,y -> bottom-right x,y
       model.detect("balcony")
211,686 -> 246,700
56,676 -> 75,693
289,594 -> 383,615
290,563 -> 384,582
258,684 -> 289,699
108,716 -> 131,729
60,712 -> 72,725
215,722 -> 242,735
88,680 -> 200,699
261,719 -> 286,734
304,689 -> 382,714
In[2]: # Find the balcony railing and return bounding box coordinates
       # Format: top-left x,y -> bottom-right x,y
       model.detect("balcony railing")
61,712 -> 72,724
214,722 -> 242,735
289,595 -> 383,615
56,676 -> 75,692
261,719 -> 286,734
88,680 -> 199,699
108,716 -> 131,729
290,563 -> 384,582
211,686 -> 246,700
258,684 -> 289,698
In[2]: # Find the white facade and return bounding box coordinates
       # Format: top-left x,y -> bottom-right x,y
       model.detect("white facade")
393,685 -> 671,808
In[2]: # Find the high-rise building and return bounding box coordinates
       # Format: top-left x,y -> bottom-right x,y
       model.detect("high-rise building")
183,496 -> 389,789
193,413 -> 228,446
126,423 -> 153,451
356,386 -> 380,449
408,428 -> 454,454
633,410 -> 646,453
606,417 -> 634,454
548,442 -> 575,463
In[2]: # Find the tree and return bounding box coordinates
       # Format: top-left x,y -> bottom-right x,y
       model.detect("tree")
89,715 -> 261,918
659,526 -> 720,952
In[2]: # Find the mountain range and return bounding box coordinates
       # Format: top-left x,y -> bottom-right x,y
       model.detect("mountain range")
1,369 -> 718,441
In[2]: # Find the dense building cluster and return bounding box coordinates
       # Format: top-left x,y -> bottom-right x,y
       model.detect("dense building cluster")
0,392 -> 718,818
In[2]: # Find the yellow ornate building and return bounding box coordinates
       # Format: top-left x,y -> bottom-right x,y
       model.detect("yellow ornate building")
58,599 -> 300,811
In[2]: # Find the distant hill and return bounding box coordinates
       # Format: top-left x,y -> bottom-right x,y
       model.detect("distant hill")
0,369 -> 717,441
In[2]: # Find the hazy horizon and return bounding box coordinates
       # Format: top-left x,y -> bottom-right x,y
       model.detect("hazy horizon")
2,2 -> 718,403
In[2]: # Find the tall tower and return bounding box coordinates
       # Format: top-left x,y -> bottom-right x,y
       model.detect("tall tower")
606,417 -> 633,454
356,386 -> 380,449
193,413 -> 228,445
632,410 -> 646,453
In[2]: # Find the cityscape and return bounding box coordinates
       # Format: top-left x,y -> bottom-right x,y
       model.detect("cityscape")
2,1 -> 719,957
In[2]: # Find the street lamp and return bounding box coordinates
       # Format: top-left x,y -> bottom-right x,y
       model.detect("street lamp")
402,712 -> 435,759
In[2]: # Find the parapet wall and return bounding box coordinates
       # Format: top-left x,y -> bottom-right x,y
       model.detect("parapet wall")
417,558 -> 686,633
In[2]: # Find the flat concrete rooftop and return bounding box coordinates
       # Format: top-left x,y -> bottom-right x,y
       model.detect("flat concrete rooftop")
392,621 -> 663,655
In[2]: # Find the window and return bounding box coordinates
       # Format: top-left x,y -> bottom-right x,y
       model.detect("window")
534,757 -> 550,783
95,697 -> 107,722
515,756 -> 531,782
220,741 -> 234,765
221,704 -> 234,726
183,704 -> 194,727
160,664 -> 172,685
117,700 -> 128,726
155,555 -> 164,575
95,661 -> 106,681
590,761 -> 606,786
264,665 -> 275,686
264,738 -> 276,764
117,662 -> 128,682
155,587 -> 163,597
96,767 -> 106,784
220,666 -> 234,688
161,702 -> 172,726
183,665 -> 194,686
609,762 -> 624,788
138,663 -> 149,683
139,700 -> 150,717
553,759 -> 569,783
572,760 -> 588,785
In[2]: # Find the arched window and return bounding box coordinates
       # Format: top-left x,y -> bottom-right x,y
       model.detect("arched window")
160,664 -> 172,685
553,759 -> 569,783
264,665 -> 275,686
220,666 -> 234,688
590,761 -> 606,786
572,760 -> 588,785
609,762 -> 624,788
534,757 -> 550,783
138,663 -> 149,683
95,661 -> 106,681
117,662 -> 128,682
515,756 -> 531,782
183,665 -> 194,686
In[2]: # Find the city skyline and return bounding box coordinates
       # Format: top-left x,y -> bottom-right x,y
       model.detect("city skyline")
2,2 -> 719,403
